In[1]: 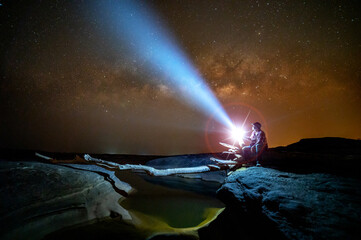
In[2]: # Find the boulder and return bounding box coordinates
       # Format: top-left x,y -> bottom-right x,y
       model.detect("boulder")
0,161 -> 132,240
214,167 -> 361,239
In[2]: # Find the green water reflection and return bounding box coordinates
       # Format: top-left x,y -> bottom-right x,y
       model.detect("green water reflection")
45,170 -> 225,239
117,170 -> 225,229
122,196 -> 223,228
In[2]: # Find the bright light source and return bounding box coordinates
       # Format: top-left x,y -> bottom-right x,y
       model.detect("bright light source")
231,127 -> 245,145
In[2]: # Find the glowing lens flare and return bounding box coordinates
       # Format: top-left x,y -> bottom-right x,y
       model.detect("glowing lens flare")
231,127 -> 246,145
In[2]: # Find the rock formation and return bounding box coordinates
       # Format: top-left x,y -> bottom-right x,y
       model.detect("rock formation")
200,138 -> 361,239
202,167 -> 361,239
0,161 -> 132,240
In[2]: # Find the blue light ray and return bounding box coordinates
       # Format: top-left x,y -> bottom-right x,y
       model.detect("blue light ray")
98,0 -> 233,128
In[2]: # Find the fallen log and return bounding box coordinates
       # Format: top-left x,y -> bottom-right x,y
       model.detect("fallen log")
36,153 -> 233,177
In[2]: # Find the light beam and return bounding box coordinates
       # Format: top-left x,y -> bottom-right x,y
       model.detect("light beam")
97,0 -> 233,128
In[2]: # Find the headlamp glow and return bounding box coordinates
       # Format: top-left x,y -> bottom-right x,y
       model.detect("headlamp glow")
231,127 -> 245,144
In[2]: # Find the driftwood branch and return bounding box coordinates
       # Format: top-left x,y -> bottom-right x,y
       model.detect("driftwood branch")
36,153 -> 233,177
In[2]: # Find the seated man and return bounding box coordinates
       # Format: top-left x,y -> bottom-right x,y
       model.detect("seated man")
242,122 -> 268,166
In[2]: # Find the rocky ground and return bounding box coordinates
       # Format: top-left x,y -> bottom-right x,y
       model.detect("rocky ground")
0,137 -> 360,239
199,137 -> 361,239
0,161 -> 133,240
209,167 -> 361,239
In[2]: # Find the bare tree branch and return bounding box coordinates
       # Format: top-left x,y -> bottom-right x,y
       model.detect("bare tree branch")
36,153 -> 232,177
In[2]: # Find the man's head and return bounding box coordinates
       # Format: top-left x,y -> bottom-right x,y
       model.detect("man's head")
252,122 -> 262,131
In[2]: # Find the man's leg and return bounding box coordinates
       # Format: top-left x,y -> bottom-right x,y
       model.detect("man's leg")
255,144 -> 266,166
242,146 -> 251,160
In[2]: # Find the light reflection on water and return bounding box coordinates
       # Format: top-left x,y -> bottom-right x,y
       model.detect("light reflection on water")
116,170 -> 225,229
45,169 -> 225,239
122,196 -> 223,228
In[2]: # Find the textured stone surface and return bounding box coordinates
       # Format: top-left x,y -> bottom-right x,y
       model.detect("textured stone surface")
217,167 -> 361,239
0,161 -> 132,240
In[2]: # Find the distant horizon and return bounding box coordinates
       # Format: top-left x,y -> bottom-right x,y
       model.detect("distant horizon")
1,136 -> 359,156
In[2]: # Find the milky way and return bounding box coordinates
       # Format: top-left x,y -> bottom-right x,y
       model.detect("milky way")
0,0 -> 360,154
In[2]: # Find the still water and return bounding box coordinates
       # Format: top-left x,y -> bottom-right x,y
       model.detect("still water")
45,170 -> 225,240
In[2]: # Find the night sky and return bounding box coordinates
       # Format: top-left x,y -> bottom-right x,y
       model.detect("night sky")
0,0 -> 360,155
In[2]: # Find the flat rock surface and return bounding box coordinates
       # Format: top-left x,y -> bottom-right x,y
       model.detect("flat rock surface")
217,167 -> 361,239
0,161 -> 131,240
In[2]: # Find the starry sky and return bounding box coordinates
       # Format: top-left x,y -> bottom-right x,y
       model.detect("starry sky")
0,0 -> 360,155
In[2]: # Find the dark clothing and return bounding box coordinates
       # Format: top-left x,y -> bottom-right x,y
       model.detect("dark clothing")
243,130 -> 268,163
249,130 -> 268,148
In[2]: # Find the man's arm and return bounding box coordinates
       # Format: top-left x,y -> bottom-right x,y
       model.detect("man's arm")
255,131 -> 266,145
243,136 -> 251,141
243,131 -> 254,142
